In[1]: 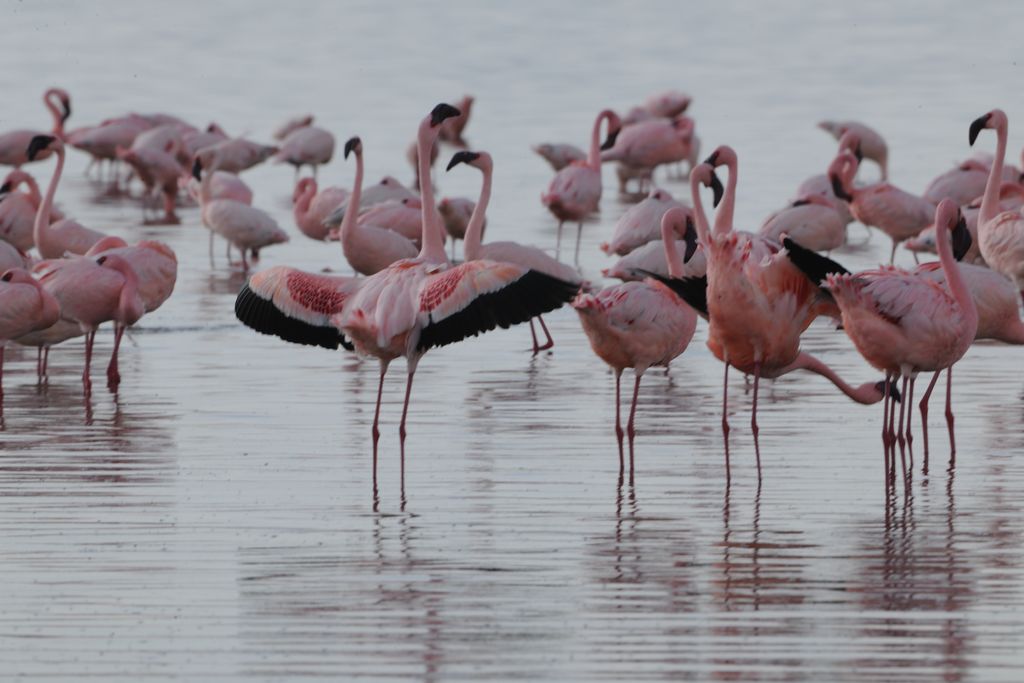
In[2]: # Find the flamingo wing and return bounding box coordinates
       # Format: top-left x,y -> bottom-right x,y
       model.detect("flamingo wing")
234,266 -> 357,350
642,273 -> 708,318
416,260 -> 580,351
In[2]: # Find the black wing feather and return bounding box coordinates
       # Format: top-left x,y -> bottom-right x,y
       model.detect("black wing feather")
417,270 -> 580,352
234,283 -> 353,351
783,237 -> 850,286
640,271 -> 708,318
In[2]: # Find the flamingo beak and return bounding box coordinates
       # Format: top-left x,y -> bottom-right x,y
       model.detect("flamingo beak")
26,135 -> 55,161
191,158 -> 202,181
61,99 -> 72,122
344,136 -> 360,159
951,211 -> 973,261
683,216 -> 699,263
876,381 -> 901,403
0,182 -> 11,193
446,151 -> 479,171
430,103 -> 461,127
830,174 -> 854,203
710,170 -> 724,208
968,113 -> 990,146
599,128 -> 619,151
703,150 -> 720,166
854,143 -> 863,163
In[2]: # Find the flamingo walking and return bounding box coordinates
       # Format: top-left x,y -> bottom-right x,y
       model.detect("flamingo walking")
0,88 -> 71,168
541,109 -> 621,262
0,268 -> 60,399
447,149 -> 584,353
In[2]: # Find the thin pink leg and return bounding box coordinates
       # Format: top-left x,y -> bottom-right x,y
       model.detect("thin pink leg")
750,362 -> 761,437
241,249 -> 249,272
528,319 -> 540,354
398,370 -> 416,444
721,362 -> 731,436
614,369 -> 624,467
627,373 -> 641,441
0,346 -> 5,401
555,221 -> 564,259
371,361 -> 388,445
536,315 -> 554,351
905,377 -> 916,450
919,371 -> 940,473
42,347 -> 50,377
573,223 -> 583,266
36,347 -> 42,381
945,366 -> 956,457
897,375 -> 909,482
107,323 -> 125,389
881,370 -> 892,446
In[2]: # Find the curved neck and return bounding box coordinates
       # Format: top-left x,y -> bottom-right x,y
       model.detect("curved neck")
199,162 -> 213,205
293,183 -> 316,229
713,157 -> 737,235
587,110 -> 608,169
463,162 -> 492,260
23,174 -> 42,205
689,175 -> 711,243
788,352 -> 882,404
661,215 -> 686,278
340,150 -> 364,247
416,123 -> 447,263
936,217 -> 979,336
34,144 -> 64,257
44,92 -> 64,137
980,119 -> 1008,226
115,265 -> 142,322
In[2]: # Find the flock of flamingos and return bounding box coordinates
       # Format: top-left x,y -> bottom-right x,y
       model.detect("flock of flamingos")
1,88 -> 1023,483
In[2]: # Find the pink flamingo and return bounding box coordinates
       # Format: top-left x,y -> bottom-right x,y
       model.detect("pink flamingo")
356,197 -> 441,246
338,138 -> 418,276
116,144 -> 184,224
438,95 -> 474,146
0,268 -> 60,399
324,176 -> 417,228
532,143 -> 586,172
923,159 -> 991,206
819,120 -> 889,180
0,88 -> 71,168
182,123 -> 229,159
643,90 -> 692,118
181,170 -> 254,207
193,138 -> 277,174
35,254 -> 145,391
805,200 -> 978,452
66,115 -> 153,181
795,131 -> 864,227
406,138 -> 438,191
29,136 -> 108,259
759,194 -> 846,253
600,187 -> 687,256
438,196 -> 478,259
601,218 -> 700,282
273,125 -> 335,180
0,240 -> 31,272
969,108 -> 1024,296
542,109 -> 621,261
273,114 -> 314,141
84,237 -> 177,315
14,318 -> 83,380
1,169 -> 65,251
192,154 -> 288,270
292,178 -> 349,241
830,150 -> 935,262
600,116 -> 696,193
447,149 -> 584,353
574,206 -> 697,456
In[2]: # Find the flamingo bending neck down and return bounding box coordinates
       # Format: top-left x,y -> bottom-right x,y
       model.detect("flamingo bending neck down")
29,135 -> 108,259
448,149 -> 584,353
969,108 -> 1024,298
0,268 -> 60,401
541,108 -> 621,263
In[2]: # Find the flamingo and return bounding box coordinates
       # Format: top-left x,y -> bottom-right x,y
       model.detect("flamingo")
181,170 -> 254,206
292,178 -> 348,241
192,154 -> 288,270
0,240 -> 31,272
600,116 -> 696,193
0,88 -> 71,168
438,95 -> 474,146
14,319 -> 83,380
324,176 -> 417,228
115,144 -> 184,224
574,206 -> 697,455
1,169 -> 65,251
35,253 -> 145,391
273,125 -> 335,180
273,114 -> 314,141
182,123 -> 229,159
923,159 -> 991,206
541,109 -> 621,262
532,143 -> 586,172
193,138 -> 277,174
795,130 -> 863,227
447,149 -> 584,353
0,268 -> 60,399
438,196 -> 478,259
66,115 -> 153,181
600,187 -> 687,256
28,136 -> 108,259
819,120 -> 888,180
830,150 -> 935,263
406,138 -> 438,191
643,90 -> 692,118
601,218 -> 700,282
337,137 -> 418,276
84,236 -> 177,314
759,194 -> 846,253
969,108 -> 1024,296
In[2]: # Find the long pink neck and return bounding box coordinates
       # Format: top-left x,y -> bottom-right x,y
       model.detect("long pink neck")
788,352 -> 883,404
713,157 -> 737,235
689,174 -> 711,243
199,161 -> 214,205
936,214 -> 979,340
462,160 -> 492,261
44,92 -> 64,137
293,183 -> 317,232
979,118 -> 1008,227
34,144 -> 64,258
340,150 -> 364,248
587,110 -> 610,170
416,122 -> 447,264
23,174 -> 42,205
661,214 -> 686,278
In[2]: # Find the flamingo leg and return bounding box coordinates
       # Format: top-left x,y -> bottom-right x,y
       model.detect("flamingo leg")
614,369 -> 624,459
905,377 -> 916,450
555,221 -> 564,259
626,372 -> 641,442
398,369 -> 416,444
0,346 -> 4,401
536,315 -> 554,351
240,248 -> 249,272
750,362 -> 761,437
897,375 -> 909,482
721,362 -> 731,436
35,347 -> 43,381
106,323 -> 125,390
888,238 -> 898,264
528,319 -> 540,354
83,329 -> 95,394
945,366 -> 956,457
919,371 -> 941,471
42,347 -> 50,377
209,229 -> 215,265
573,223 -> 583,266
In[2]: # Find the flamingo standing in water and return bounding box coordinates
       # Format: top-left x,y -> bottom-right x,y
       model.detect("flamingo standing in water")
574,207 -> 697,457
28,136 -> 109,259
542,109 -> 621,262
969,108 -> 1024,296
292,178 -> 348,241
532,143 -> 586,172
600,116 -> 696,193
0,88 -> 71,168
438,196 -> 478,259
0,268 -> 60,400
819,120 -> 888,180
0,169 -> 64,251
324,176 -> 417,228
759,194 -> 846,253
35,254 -> 145,392
447,149 -> 584,353
273,125 -> 335,180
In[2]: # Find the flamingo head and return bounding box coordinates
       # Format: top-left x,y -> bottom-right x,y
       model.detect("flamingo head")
837,131 -> 863,162
429,103 -> 461,128
827,151 -> 858,203
27,135 -> 57,161
599,110 -> 623,151
690,163 -> 724,208
292,177 -> 316,203
969,109 -> 1007,146
703,145 -> 737,171
0,268 -> 34,284
446,150 -> 479,171
936,198 -> 973,261
344,136 -> 362,159
191,156 -> 203,181
873,381 -> 901,403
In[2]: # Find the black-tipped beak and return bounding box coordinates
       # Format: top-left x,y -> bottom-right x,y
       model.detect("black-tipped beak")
446,151 -> 479,171
430,103 -> 461,127
830,174 -> 854,203
344,136 -> 360,159
792,198 -> 811,207
703,151 -> 720,167
854,143 -> 863,163
951,211 -> 973,261
599,128 -> 620,151
26,135 -> 55,162
682,216 -> 699,263
191,158 -> 202,181
876,381 -> 901,403
0,182 -> 11,194
61,100 -> 72,122
96,256 -> 108,265
710,170 -> 724,208
969,113 -> 990,146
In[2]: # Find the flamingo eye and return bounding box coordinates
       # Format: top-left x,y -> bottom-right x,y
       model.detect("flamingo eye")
97,256 -> 107,265
1,273 -> 11,282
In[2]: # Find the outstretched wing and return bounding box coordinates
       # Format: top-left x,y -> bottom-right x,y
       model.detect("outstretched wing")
416,260 -> 580,351
640,272 -> 708,318
234,266 -> 357,350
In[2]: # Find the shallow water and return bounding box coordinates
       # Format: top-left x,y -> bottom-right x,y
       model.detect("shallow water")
2,1 -> 1024,680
